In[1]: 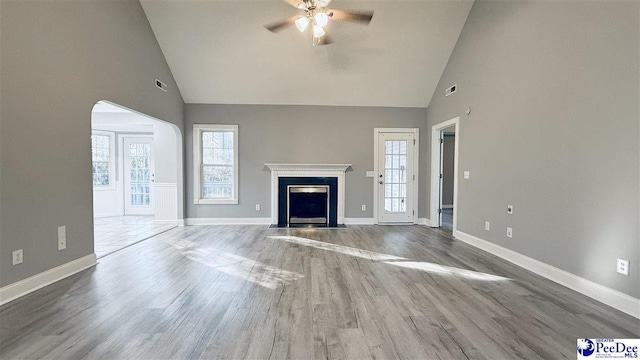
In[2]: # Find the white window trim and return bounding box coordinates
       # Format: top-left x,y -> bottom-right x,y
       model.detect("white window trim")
193,124 -> 239,205
91,130 -> 116,191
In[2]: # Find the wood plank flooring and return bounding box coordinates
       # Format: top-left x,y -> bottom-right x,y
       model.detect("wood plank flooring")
1,225 -> 638,359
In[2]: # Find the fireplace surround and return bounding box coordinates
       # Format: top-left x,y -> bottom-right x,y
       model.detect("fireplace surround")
265,164 -> 351,227
280,177 -> 336,226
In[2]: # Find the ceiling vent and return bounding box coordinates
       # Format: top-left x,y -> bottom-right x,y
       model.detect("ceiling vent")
155,79 -> 168,92
445,84 -> 457,96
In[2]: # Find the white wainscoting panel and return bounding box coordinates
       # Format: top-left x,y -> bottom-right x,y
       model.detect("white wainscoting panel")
154,183 -> 178,225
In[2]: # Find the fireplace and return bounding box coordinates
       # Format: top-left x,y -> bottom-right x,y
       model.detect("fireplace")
265,164 -> 350,228
287,185 -> 329,226
278,177 -> 337,227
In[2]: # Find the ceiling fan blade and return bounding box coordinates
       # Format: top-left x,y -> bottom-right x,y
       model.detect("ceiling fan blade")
327,9 -> 374,25
265,16 -> 299,33
283,0 -> 306,9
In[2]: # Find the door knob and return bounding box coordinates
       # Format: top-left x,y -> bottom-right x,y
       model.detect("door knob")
379,181 -> 383,185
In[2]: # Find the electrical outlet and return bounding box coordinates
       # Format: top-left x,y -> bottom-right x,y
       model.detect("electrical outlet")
362,205 -> 366,211
617,258 -> 629,276
507,205 -> 514,214
255,204 -> 261,211
485,221 -> 490,231
58,225 -> 66,250
463,171 -> 470,179
506,227 -> 513,238
12,249 -> 23,265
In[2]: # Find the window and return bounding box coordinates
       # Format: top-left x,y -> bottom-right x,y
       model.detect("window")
91,131 -> 115,188
193,124 -> 238,204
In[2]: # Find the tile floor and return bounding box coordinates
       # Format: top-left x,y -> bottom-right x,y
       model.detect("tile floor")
93,216 -> 176,258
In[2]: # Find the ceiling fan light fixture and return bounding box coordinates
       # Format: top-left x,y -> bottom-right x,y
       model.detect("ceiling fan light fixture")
313,23 -> 326,37
265,0 -> 373,46
314,12 -> 329,27
295,16 -> 310,32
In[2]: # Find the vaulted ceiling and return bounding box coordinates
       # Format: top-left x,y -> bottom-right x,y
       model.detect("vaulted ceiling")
140,0 -> 473,107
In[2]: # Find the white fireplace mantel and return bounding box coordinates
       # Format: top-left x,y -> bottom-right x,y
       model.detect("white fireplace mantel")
265,163 -> 351,225
265,164 -> 351,172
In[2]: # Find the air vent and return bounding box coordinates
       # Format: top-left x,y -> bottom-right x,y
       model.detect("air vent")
445,84 -> 457,96
155,79 -> 168,92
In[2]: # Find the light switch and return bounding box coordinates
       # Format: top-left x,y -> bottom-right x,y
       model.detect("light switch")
366,171 -> 374,177
463,171 -> 470,179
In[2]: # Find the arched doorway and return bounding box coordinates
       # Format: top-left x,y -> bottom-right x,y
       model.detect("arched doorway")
90,101 -> 183,257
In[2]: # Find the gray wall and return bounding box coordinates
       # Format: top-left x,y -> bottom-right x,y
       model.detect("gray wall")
442,135 -> 455,206
0,0 -> 184,287
426,0 -> 639,297
185,105 -> 429,219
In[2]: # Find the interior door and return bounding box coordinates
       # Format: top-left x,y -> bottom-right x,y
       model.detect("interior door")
124,137 -> 154,215
377,132 -> 415,223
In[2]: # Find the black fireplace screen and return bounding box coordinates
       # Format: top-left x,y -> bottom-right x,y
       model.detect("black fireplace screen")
288,186 -> 329,225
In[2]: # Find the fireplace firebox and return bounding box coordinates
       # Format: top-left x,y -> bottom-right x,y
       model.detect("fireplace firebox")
288,186 -> 329,226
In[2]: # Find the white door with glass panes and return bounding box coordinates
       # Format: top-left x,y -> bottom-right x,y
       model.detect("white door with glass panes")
124,137 -> 154,215
377,132 -> 416,223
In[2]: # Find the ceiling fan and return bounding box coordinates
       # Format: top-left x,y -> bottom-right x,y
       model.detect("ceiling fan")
265,0 -> 374,46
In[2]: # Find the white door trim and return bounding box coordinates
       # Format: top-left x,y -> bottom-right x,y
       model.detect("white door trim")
373,128 -> 419,224
430,117 -> 460,232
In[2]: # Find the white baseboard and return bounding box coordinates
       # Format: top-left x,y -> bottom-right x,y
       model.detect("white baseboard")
177,219 -> 185,227
343,218 -> 430,225
0,253 -> 98,306
442,204 -> 453,209
453,230 -> 640,319
93,212 -> 120,218
186,218 -> 272,225
344,218 -> 375,225
152,219 -> 181,226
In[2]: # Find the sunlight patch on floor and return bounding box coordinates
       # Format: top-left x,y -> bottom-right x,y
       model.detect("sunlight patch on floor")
269,235 -> 510,282
165,238 -> 304,289
268,235 -> 407,261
